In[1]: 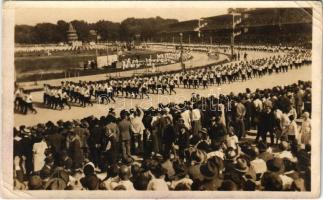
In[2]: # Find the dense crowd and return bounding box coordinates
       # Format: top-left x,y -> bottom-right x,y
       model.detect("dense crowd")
150,43 -> 310,54
14,80 -> 311,191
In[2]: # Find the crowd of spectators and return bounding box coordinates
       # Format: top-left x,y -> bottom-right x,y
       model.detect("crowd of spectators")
14,80 -> 311,191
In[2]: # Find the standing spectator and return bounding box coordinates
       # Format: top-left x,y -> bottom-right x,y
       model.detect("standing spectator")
294,88 -> 304,117
73,120 -> 90,157
285,115 -> 299,143
257,105 -> 276,145
89,119 -> 103,169
208,116 -> 227,145
118,110 -> 132,163
130,106 -> 145,155
192,104 -> 202,136
162,116 -> 176,158
235,98 -> 246,139
102,126 -> 117,168
68,131 -> 84,171
32,135 -> 48,172
300,112 -> 311,145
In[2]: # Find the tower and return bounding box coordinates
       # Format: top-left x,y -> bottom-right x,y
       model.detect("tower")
67,23 -> 78,44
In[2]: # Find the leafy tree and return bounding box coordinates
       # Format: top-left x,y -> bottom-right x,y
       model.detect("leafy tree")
15,25 -> 37,43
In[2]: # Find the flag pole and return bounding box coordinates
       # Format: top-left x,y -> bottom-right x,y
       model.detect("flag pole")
231,13 -> 235,59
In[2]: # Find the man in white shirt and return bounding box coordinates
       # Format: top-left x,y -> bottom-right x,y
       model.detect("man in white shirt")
191,106 -> 202,136
24,92 -> 37,114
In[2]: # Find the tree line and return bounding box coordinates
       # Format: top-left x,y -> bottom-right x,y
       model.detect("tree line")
15,17 -> 178,44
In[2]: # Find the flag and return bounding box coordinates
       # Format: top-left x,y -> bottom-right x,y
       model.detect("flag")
233,31 -> 241,37
194,18 -> 207,38
233,17 -> 242,28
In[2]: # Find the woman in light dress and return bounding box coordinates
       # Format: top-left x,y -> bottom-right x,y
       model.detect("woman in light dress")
32,136 -> 48,172
300,112 -> 311,145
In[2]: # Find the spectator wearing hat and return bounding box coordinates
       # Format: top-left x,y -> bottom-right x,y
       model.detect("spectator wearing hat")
44,168 -> 70,190
198,156 -> 223,190
231,157 -> 256,190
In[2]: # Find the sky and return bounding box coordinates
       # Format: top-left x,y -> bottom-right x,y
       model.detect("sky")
12,1 -> 313,25
14,5 -> 228,25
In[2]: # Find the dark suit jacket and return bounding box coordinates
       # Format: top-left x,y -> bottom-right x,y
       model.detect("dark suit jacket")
258,111 -> 276,133
118,119 -> 131,141
47,133 -> 65,154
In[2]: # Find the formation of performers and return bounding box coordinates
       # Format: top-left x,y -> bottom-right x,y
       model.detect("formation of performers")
121,51 -> 192,70
16,49 -> 311,113
42,76 -> 178,109
173,51 -> 311,88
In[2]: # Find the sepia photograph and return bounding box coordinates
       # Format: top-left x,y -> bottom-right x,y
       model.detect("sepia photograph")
1,1 -> 322,198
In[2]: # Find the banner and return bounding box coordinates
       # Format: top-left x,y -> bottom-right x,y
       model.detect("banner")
96,55 -> 119,68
